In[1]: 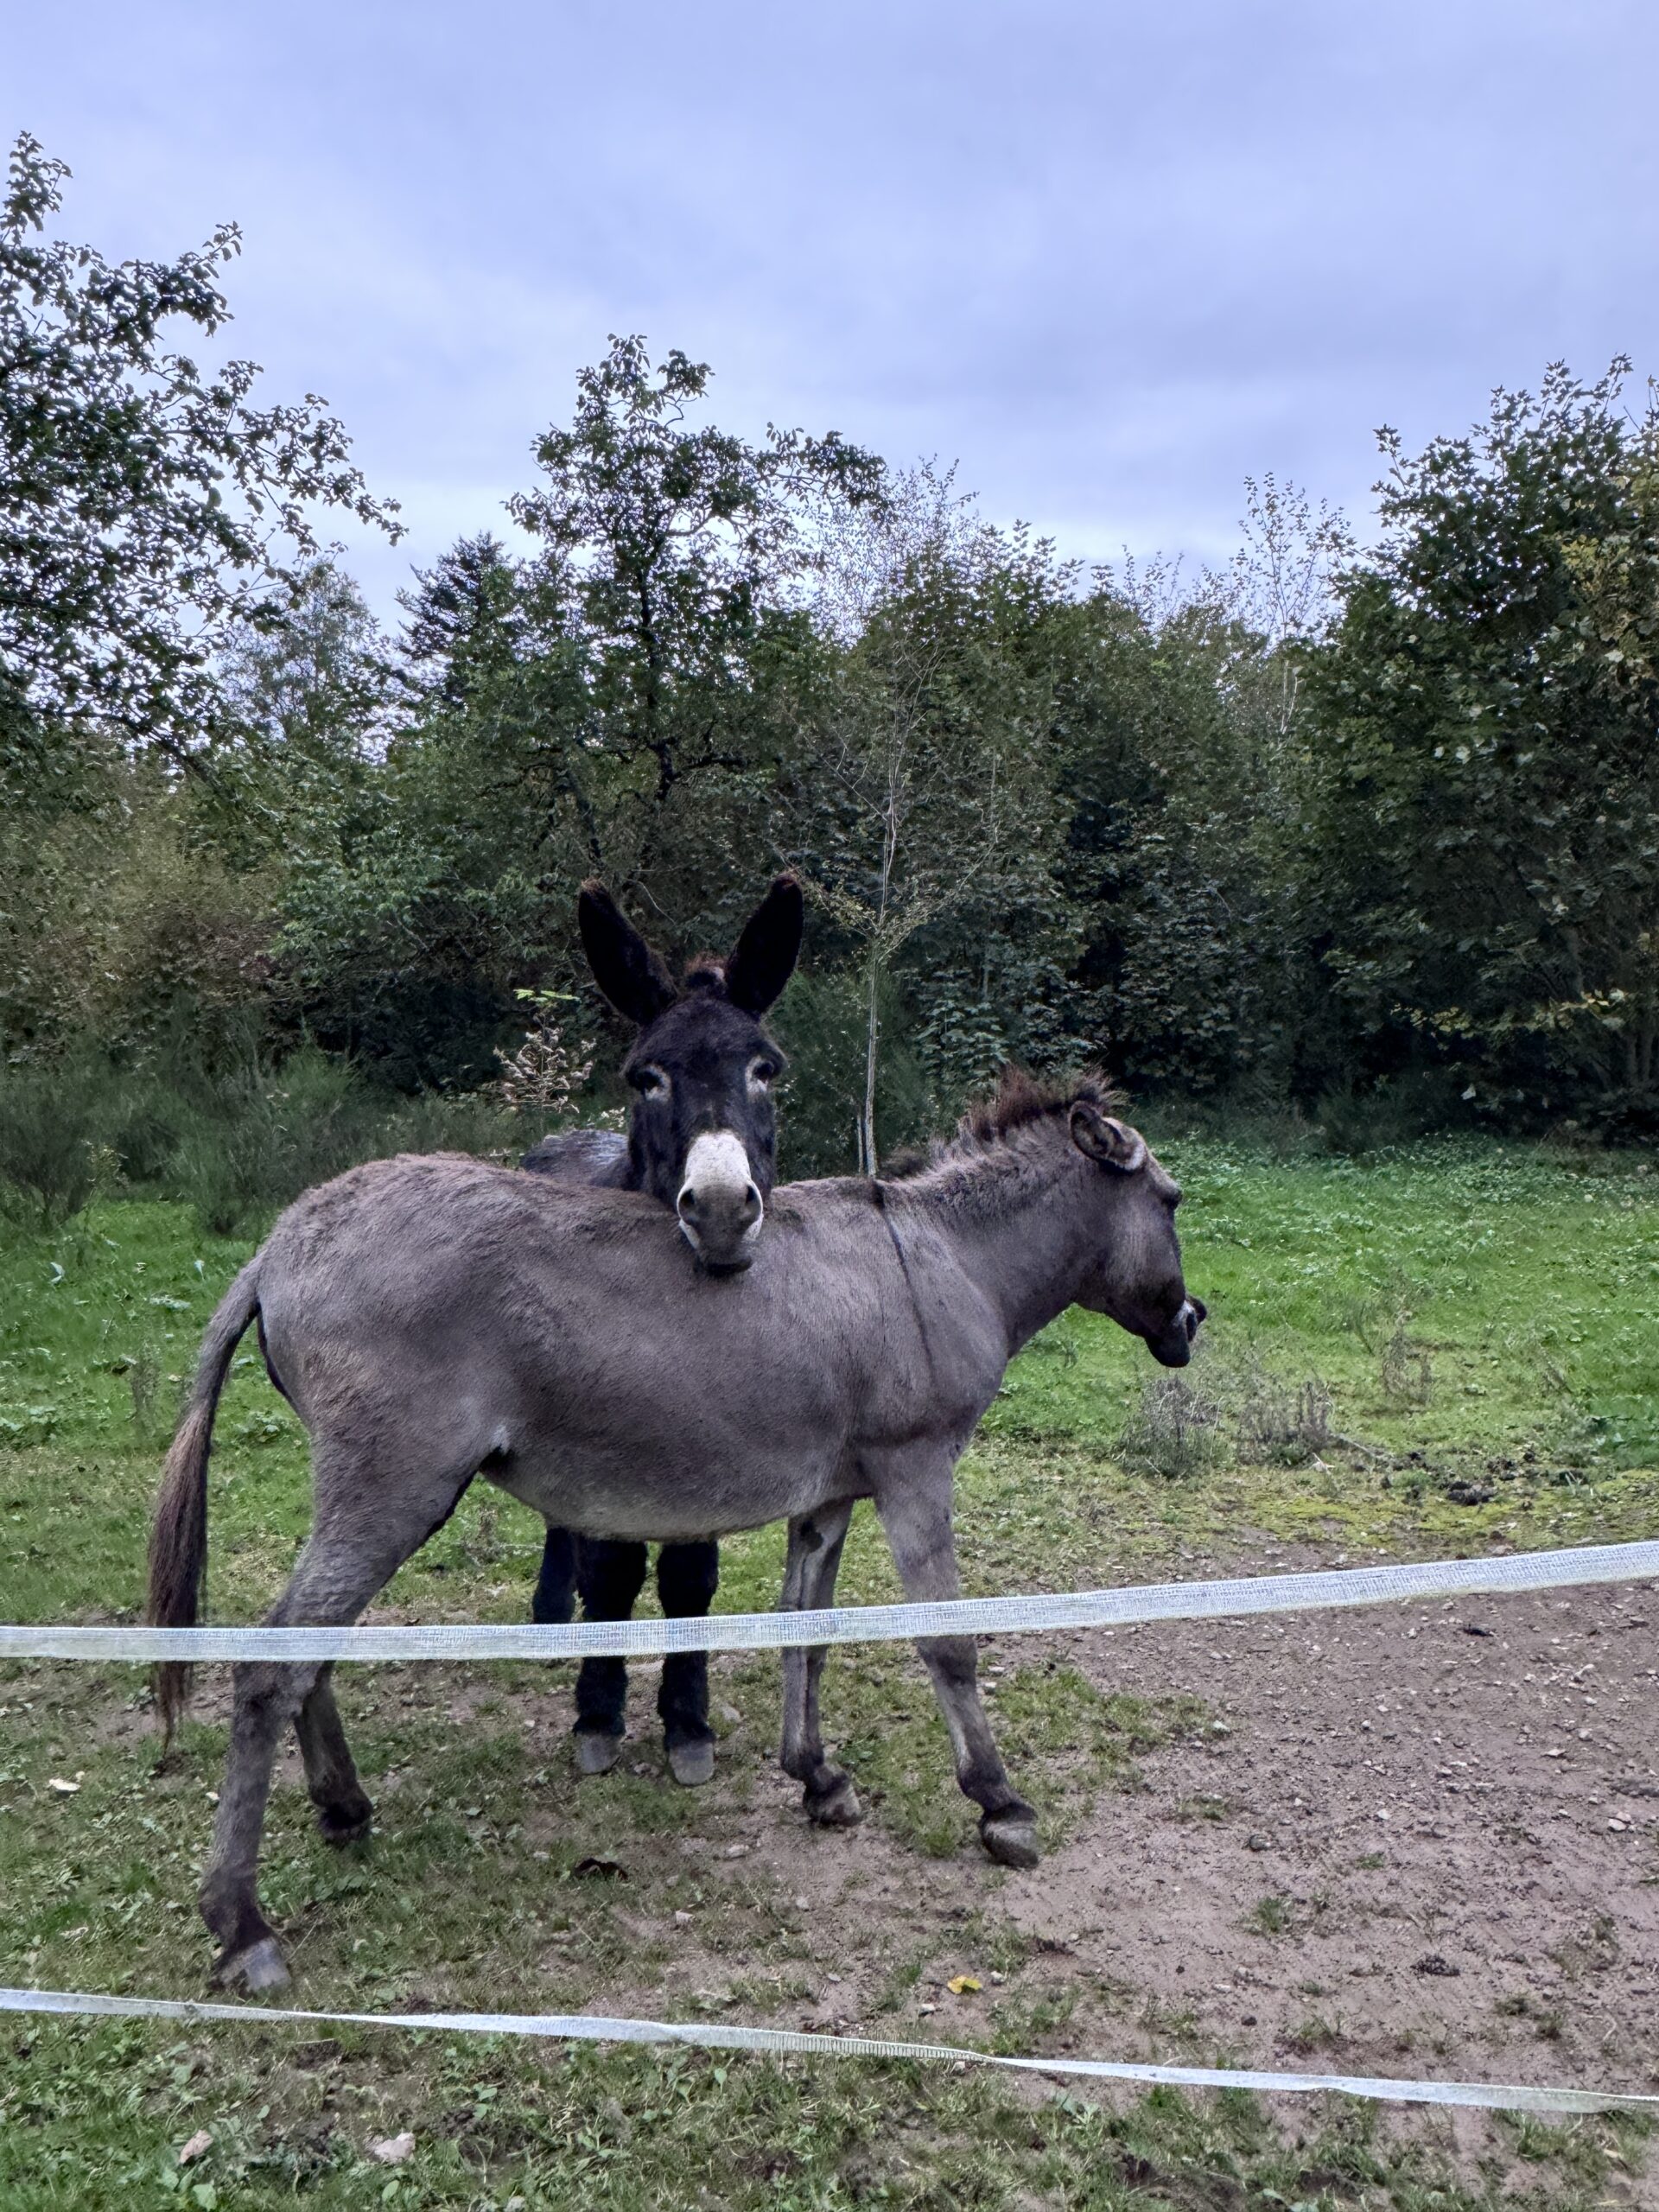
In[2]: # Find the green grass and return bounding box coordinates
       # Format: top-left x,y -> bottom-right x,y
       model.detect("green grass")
1,1136 -> 1656,2207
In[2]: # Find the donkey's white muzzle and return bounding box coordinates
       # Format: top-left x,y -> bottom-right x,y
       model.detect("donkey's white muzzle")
677,1131 -> 764,1271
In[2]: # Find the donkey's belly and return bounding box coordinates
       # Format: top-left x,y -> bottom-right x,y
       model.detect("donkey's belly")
483,1437 -> 855,1545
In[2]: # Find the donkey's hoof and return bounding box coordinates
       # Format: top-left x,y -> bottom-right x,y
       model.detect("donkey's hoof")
317,1794 -> 373,1847
804,1774 -> 864,1827
213,1935 -> 290,1993
667,1737 -> 715,1788
575,1728 -> 623,1777
979,1810 -> 1040,1870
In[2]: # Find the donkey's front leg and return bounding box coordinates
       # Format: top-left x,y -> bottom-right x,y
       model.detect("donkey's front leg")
656,1540 -> 719,1788
874,1462 -> 1039,1871
779,1502 -> 861,1827
570,1537 -> 649,1775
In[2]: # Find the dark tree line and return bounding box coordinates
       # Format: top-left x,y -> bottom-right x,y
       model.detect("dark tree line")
3,132 -> 1656,1224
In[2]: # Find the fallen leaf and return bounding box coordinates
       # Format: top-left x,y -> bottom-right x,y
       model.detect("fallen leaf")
569,1856 -> 626,1881
370,2132 -> 416,2165
947,1975 -> 982,1995
179,2129 -> 213,2164
47,1777 -> 80,1796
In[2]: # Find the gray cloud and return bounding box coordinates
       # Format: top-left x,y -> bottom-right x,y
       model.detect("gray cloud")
9,0 -> 1656,613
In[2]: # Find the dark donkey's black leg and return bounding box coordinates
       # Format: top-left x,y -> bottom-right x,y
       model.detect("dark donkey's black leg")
531,1525 -> 577,1626
572,1537 -> 649,1774
656,1540 -> 719,1787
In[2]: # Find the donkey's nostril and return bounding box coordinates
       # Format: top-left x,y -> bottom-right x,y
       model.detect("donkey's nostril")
677,1187 -> 699,1217
741,1183 -> 761,1221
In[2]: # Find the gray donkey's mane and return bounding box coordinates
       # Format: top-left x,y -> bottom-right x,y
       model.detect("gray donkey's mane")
879,1069 -> 1125,1206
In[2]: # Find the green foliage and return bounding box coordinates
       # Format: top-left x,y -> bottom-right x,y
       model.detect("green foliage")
0,1052 -> 103,1222
0,133 -> 396,788
508,333 -> 883,899
768,967 -> 931,1176
3,195 -> 1653,1158
167,1046 -> 398,1235
0,1038 -> 522,1237
1307,360 -> 1659,1133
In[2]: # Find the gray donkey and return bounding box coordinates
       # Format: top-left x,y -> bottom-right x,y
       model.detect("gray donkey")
149,1071 -> 1202,1992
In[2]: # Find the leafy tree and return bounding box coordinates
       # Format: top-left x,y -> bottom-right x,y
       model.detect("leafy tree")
275,339 -> 888,1093
1051,591 -> 1276,1094
205,560 -> 392,863
0,132 -> 397,797
1306,361 -> 1659,1129
780,468 -> 1067,1166
509,334 -> 884,899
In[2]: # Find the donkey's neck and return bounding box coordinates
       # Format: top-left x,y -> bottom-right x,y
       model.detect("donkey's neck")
895,1135 -> 1100,1353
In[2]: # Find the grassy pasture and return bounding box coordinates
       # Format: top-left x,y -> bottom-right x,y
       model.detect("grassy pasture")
0,1135 -> 1656,2207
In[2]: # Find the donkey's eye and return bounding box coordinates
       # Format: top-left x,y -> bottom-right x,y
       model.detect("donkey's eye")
748,1058 -> 779,1091
632,1065 -> 670,1096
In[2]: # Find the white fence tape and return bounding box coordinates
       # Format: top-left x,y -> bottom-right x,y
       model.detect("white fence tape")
3,1537 -> 1656,1664
9,1543 -> 1659,2120
2,1985 -> 1651,2116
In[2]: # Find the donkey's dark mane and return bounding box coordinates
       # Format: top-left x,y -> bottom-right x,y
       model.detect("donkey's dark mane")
956,1067 -> 1123,1147
880,1068 -> 1126,1186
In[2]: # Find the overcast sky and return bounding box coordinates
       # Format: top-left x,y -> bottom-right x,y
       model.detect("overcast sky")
9,1 -> 1657,618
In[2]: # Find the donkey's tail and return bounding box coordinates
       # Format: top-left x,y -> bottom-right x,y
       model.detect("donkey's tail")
146,1258 -> 263,1748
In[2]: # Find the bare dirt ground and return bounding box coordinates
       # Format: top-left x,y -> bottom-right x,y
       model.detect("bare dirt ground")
1018,1570 -> 1659,2094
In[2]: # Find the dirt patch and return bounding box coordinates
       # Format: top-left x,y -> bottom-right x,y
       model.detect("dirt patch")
997,1568 -> 1659,2094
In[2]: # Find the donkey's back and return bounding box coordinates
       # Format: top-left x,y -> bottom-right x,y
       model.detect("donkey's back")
252,1152 -> 963,1540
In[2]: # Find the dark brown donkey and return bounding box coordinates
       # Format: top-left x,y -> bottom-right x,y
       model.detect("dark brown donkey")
522,875 -> 803,1784
149,1070 -> 1202,1992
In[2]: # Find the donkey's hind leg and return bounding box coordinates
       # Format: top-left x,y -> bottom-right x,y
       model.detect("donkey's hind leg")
778,1503 -> 861,1827
294,1665 -> 373,1846
874,1459 -> 1039,1871
200,1473 -> 468,1992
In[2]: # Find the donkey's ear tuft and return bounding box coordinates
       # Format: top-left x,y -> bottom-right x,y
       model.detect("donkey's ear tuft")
577,880 -> 677,1027
1069,1101 -> 1147,1174
724,874 -> 804,1015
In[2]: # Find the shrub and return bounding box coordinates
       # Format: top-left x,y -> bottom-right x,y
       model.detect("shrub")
1116,1371 -> 1224,1479
0,1056 -> 103,1222
1228,1353 -> 1334,1465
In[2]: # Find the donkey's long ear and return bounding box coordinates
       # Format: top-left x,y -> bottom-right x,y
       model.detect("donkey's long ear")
723,874 -> 804,1015
1070,1101 -> 1147,1174
577,881 -> 677,1027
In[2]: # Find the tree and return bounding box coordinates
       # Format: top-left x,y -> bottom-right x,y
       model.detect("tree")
508,334 -> 884,901
782,469 -> 1064,1168
0,132 -> 397,796
1051,588 -> 1286,1096
205,560 -> 392,860
397,533 -> 527,710
1306,360 -> 1659,1128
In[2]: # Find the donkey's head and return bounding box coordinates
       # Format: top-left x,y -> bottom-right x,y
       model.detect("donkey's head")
1065,1095 -> 1205,1367
580,874 -> 804,1271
